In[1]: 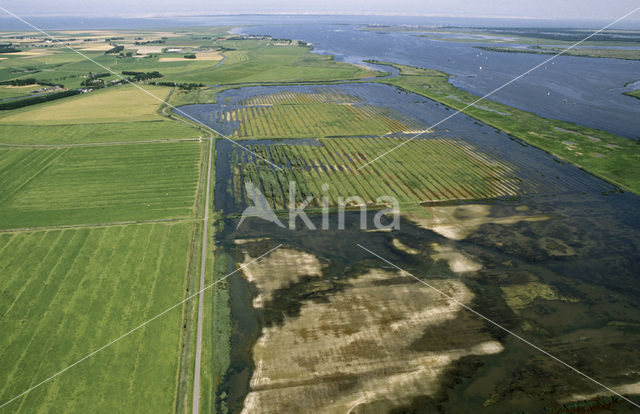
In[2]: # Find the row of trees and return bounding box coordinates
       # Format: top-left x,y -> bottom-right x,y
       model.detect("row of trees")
122,71 -> 163,81
149,81 -> 204,90
0,89 -> 81,110
0,78 -> 62,87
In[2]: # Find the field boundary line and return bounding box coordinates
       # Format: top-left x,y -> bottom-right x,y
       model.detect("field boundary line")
0,243 -> 282,410
356,244 -> 640,409
0,6 -> 282,171
356,5 -> 640,171
0,217 -> 195,233
0,137 -> 203,148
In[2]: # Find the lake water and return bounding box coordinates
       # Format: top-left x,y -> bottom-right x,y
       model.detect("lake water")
235,24 -> 640,139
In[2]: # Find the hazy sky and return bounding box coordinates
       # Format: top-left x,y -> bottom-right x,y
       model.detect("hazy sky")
2,0 -> 640,22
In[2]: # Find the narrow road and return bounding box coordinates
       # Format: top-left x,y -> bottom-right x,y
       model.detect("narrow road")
192,137 -> 213,414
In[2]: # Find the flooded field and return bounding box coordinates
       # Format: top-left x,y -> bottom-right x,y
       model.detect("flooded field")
217,194 -> 640,413
191,83 -> 614,215
198,84 -> 640,412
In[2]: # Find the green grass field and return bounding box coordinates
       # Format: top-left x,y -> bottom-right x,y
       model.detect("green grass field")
0,222 -> 194,412
371,62 -> 640,194
0,85 -> 201,145
161,39 -> 377,85
0,85 -> 175,124
0,142 -> 202,228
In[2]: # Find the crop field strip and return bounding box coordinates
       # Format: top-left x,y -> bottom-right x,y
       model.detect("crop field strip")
0,141 -> 203,228
0,223 -> 194,412
0,147 -> 68,204
237,88 -> 361,106
211,88 -> 427,138
224,137 -> 560,211
0,121 -> 201,146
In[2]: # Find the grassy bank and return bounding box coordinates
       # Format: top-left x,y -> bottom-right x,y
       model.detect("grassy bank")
369,61 -> 640,194
625,89 -> 640,100
475,45 -> 640,61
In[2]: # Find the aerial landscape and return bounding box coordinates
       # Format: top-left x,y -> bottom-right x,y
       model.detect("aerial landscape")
1,0 -> 640,413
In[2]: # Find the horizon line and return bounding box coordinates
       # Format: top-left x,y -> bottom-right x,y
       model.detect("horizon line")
2,11 -> 640,23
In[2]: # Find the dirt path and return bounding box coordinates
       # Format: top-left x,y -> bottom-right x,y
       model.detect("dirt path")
0,217 -> 191,233
192,136 -> 213,414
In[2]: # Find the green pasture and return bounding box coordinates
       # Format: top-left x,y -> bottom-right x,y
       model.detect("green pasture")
0,222 -> 193,412
0,142 -> 202,228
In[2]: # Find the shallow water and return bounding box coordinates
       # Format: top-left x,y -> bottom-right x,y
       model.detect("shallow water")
218,189 -> 640,412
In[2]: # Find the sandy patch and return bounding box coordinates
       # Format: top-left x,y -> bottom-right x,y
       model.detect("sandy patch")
564,380 -> 640,402
78,44 -> 114,51
430,242 -> 482,273
241,248 -> 324,308
406,205 -> 549,241
364,227 -> 393,233
7,50 -> 52,56
234,237 -> 270,245
241,269 -> 503,413
554,127 -> 601,142
2,84 -> 38,89
159,52 -> 223,62
127,45 -> 164,54
392,238 -> 420,255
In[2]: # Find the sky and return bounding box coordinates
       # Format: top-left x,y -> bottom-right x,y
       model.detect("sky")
2,0 -> 640,22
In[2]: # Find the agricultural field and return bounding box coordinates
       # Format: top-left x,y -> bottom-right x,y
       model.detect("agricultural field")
0,28 -> 378,93
0,141 -> 202,228
0,84 -> 201,144
0,222 -> 194,413
212,89 -> 425,138
162,38 -> 378,85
